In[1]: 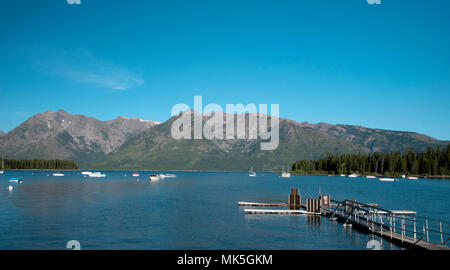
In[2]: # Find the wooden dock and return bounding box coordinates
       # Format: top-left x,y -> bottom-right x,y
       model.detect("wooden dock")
238,202 -> 289,207
322,201 -> 449,250
244,208 -> 322,215
238,189 -> 448,250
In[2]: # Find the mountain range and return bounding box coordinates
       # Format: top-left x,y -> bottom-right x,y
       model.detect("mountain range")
0,110 -> 447,170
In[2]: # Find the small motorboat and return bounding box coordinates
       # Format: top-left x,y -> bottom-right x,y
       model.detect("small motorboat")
132,172 -> 140,177
328,175 -> 336,177
89,172 -> 106,178
379,177 -> 395,182
9,177 -> 23,183
149,174 -> 160,181
348,174 -> 358,178
249,167 -> 256,177
365,176 -> 377,179
163,174 -> 176,178
158,174 -> 166,179
0,170 -> 4,174
53,173 -> 64,177
340,174 -> 346,177
81,171 -> 93,176
407,176 -> 419,180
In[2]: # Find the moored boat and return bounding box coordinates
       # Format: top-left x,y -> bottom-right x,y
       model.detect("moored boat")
0,156 -> 4,174
348,174 -> 358,178
53,173 -> 64,177
379,177 -> 395,182
149,174 -> 160,181
407,176 -> 419,180
281,166 -> 291,178
89,172 -> 106,178
132,172 -> 140,177
163,174 -> 176,178
365,175 -> 377,179
249,167 -> 256,177
9,177 -> 23,183
81,171 -> 93,176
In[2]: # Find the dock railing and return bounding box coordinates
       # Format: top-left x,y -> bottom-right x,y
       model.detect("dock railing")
327,199 -> 449,248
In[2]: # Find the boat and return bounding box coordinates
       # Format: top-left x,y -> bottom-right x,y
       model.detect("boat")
365,176 -> 377,179
88,172 -> 106,178
8,177 -> 22,183
163,174 -> 176,178
249,167 -> 256,177
401,174 -> 406,178
158,174 -> 166,179
340,174 -> 346,177
81,171 -> 93,176
379,177 -> 395,182
328,175 -> 336,177
132,172 -> 140,177
0,156 -> 5,174
149,174 -> 160,181
407,176 -> 419,180
53,173 -> 64,177
281,166 -> 291,178
348,174 -> 358,178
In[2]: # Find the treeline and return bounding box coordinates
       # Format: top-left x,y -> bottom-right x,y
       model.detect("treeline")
292,145 -> 450,176
1,159 -> 78,170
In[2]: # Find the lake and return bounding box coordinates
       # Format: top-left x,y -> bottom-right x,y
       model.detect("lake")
0,171 -> 449,250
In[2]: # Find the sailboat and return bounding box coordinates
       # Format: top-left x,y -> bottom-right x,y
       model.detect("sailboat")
249,167 -> 256,177
281,165 -> 291,178
0,156 -> 4,174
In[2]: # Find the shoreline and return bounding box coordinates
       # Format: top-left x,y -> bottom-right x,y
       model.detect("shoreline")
2,169 -> 450,179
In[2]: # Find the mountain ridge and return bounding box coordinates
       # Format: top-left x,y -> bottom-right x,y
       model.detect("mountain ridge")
0,110 -> 447,170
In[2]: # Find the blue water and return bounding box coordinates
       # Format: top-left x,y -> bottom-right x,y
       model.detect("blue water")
0,171 -> 449,250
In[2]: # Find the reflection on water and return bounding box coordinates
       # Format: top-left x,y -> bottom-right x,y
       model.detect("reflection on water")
0,171 -> 448,250
307,215 -> 321,228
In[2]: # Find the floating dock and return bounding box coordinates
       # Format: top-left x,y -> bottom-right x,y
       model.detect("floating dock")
244,208 -> 322,215
322,200 -> 449,250
238,202 -> 289,207
238,189 -> 449,250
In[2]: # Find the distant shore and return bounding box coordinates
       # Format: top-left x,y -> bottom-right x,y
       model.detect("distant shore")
2,169 -> 450,179
291,172 -> 450,179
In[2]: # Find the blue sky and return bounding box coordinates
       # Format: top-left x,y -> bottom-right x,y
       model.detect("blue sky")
0,0 -> 449,139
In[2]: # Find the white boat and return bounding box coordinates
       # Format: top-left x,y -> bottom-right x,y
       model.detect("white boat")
281,166 -> 291,178
401,174 -> 406,178
379,177 -> 395,182
132,172 -> 140,177
407,176 -> 419,180
249,167 -> 256,177
163,174 -> 176,178
366,176 -> 377,179
0,156 -> 5,174
89,172 -> 106,178
348,174 -> 358,178
340,174 -> 346,177
81,171 -> 93,176
53,173 -> 64,177
9,177 -> 22,183
149,174 -> 160,181
158,174 -> 166,179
